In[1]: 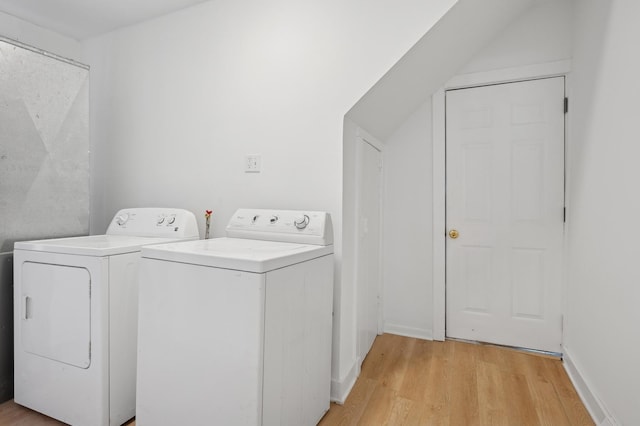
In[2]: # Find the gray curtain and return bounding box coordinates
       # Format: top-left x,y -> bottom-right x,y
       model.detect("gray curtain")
0,37 -> 89,403
0,38 -> 89,251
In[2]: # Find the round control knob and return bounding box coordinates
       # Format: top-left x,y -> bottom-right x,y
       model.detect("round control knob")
157,216 -> 165,225
116,213 -> 129,226
270,215 -> 279,224
167,216 -> 176,225
294,215 -> 310,230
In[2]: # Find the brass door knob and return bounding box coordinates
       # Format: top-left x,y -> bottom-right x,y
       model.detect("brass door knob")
449,229 -> 459,239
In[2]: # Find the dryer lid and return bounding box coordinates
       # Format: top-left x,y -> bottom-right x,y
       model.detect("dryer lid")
14,234 -> 196,256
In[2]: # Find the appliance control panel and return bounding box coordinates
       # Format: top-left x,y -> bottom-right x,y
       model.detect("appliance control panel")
226,209 -> 333,246
106,208 -> 200,238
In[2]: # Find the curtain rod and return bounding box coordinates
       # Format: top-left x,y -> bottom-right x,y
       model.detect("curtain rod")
0,35 -> 89,70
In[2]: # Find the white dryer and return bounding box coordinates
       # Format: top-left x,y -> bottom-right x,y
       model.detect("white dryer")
136,209 -> 334,426
13,208 -> 199,426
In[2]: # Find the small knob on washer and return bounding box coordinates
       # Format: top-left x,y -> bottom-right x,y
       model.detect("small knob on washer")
294,215 -> 310,230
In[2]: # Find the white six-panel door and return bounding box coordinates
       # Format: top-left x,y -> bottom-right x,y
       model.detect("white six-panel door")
445,77 -> 565,353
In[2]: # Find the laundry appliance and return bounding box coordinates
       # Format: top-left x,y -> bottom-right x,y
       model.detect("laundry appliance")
13,208 -> 199,426
135,208 -> 334,426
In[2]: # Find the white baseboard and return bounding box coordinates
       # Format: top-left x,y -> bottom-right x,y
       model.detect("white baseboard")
329,325 -> 433,405
330,358 -> 358,404
383,323 -> 433,341
563,348 -> 619,426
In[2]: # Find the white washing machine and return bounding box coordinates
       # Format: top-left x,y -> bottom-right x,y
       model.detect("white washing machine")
13,208 -> 199,426
136,208 -> 334,426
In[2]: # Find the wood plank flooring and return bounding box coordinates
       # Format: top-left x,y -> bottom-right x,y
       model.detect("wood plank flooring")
319,334 -> 594,425
0,334 -> 593,425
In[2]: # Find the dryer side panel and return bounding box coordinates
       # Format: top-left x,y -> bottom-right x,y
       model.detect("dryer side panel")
109,251 -> 141,426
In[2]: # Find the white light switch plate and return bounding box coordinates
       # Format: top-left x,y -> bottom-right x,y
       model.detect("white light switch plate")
245,155 -> 261,173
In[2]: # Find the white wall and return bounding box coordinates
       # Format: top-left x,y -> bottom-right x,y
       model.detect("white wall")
0,11 -> 83,62
460,0 -> 573,74
81,0 -> 457,401
565,1 -> 640,424
382,102 -> 433,338
379,0 -> 573,340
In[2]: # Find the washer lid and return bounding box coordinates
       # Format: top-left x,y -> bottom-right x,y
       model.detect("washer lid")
14,234 -> 196,256
141,237 -> 334,273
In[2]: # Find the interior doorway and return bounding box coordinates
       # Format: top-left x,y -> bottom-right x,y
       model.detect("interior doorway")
445,77 -> 565,353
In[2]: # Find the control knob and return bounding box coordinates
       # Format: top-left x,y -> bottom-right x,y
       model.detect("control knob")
167,216 -> 176,225
294,214 -> 310,230
270,215 -> 279,224
115,213 -> 129,226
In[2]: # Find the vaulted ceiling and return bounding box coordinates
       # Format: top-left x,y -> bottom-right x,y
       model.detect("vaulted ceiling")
346,0 -> 546,141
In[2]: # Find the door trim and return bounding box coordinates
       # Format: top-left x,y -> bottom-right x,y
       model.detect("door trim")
354,127 -> 384,369
431,60 -> 571,341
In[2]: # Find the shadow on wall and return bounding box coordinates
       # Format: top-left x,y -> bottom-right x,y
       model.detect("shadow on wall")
567,1 -> 613,190
0,253 -> 13,403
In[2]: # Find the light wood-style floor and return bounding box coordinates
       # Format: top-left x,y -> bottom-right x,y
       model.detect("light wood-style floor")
0,334 -> 593,425
319,334 -> 593,425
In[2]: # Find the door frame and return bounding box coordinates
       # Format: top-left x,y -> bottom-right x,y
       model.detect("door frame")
431,60 -> 572,341
354,127 -> 384,369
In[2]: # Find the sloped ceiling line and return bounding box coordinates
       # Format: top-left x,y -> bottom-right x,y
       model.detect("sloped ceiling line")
347,0 -> 539,141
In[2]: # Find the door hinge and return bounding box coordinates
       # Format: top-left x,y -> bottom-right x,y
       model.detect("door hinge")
564,97 -> 568,114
